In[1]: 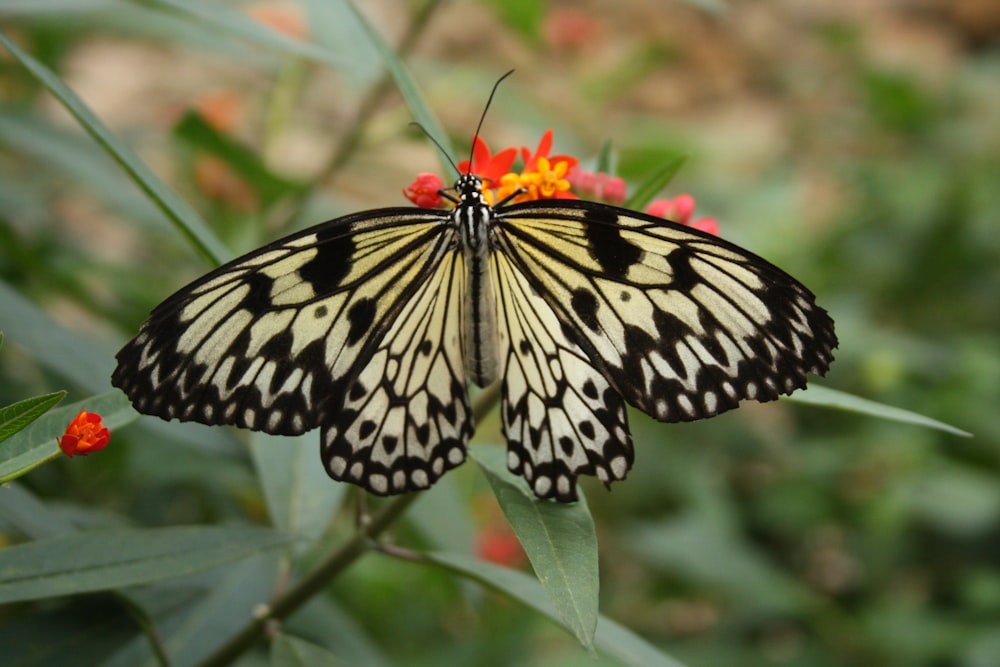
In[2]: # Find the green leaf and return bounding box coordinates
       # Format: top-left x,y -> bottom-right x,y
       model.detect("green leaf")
624,154 -> 687,211
103,555 -> 282,667
0,391 -> 136,484
0,0 -> 117,13
0,525 -> 290,604
272,635 -> 346,667
0,483 -> 77,539
471,444 -> 599,650
594,139 -> 615,176
0,28 -> 230,266
142,0 -> 352,69
249,432 -> 346,549
340,0 -> 453,172
283,598 -> 391,667
0,112 -> 166,230
0,280 -> 118,393
174,111 -> 304,209
427,552 -> 689,667
0,391 -> 66,444
789,384 -> 972,437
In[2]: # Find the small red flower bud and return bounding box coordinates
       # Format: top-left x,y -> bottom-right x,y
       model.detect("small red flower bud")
690,217 -> 720,236
645,198 -> 674,219
403,173 -> 445,208
670,194 -> 696,224
58,410 -> 110,457
600,176 -> 627,205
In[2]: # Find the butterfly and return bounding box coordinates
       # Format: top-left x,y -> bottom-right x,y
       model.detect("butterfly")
112,87 -> 836,502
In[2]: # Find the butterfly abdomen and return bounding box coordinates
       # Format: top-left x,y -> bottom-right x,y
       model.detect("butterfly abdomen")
455,175 -> 499,387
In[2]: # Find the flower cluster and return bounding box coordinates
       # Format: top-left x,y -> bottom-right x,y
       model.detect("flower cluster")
58,410 -> 110,457
403,129 -> 719,237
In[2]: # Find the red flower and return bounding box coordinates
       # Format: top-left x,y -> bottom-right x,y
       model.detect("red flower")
646,194 -> 719,236
456,137 -> 517,187
543,7 -> 602,52
689,217 -> 720,236
566,169 -> 625,204
58,410 -> 110,457
403,172 -> 445,208
598,175 -> 627,205
476,523 -> 527,568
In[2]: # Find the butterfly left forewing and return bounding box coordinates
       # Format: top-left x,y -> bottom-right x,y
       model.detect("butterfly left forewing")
112,209 -> 450,438
495,201 -> 837,424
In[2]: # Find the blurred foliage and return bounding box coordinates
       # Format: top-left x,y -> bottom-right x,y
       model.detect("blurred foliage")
1,1 -> 998,666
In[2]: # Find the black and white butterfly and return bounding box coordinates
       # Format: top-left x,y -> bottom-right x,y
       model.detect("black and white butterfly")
113,96 -> 835,502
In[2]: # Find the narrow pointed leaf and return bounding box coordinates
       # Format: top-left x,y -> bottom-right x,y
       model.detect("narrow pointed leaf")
0,29 -> 229,265
0,526 -> 290,603
0,391 -> 66,444
789,384 -> 972,437
472,444 -> 599,650
427,552 -> 688,667
249,432 -> 346,549
272,635 -> 346,667
341,0 -> 453,171
624,154 -> 687,211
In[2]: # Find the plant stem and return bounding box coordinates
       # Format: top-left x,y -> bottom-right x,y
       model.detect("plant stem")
117,592 -> 172,667
197,387 -> 499,667
195,491 -> 419,667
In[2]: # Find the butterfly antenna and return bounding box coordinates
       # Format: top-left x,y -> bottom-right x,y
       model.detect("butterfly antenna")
466,69 -> 515,174
409,121 -> 461,176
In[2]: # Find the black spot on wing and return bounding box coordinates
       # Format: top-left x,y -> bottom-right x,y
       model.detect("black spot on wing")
241,272 -> 274,313
297,226 -> 355,295
665,245 -> 701,292
582,208 -> 642,278
346,298 -> 376,346
570,288 -> 601,332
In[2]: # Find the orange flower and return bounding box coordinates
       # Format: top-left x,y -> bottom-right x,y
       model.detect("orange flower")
58,410 -> 110,457
406,130 -> 583,207
520,129 -> 578,175
522,156 -> 576,200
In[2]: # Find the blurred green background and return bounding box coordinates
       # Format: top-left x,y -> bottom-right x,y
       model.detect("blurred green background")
1,1 -> 999,665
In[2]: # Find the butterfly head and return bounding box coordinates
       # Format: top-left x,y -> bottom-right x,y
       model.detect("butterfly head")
455,173 -> 488,207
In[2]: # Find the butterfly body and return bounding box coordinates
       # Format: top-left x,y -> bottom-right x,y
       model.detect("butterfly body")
452,173 -> 500,386
113,171 -> 836,502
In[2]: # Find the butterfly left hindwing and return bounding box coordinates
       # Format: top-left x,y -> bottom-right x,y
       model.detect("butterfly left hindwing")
493,246 -> 633,502
322,242 -> 473,495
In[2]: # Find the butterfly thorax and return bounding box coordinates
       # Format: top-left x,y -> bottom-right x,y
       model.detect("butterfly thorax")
453,174 -> 499,387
